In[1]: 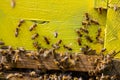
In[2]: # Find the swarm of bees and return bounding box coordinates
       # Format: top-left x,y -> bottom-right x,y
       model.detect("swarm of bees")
0,41 -> 119,79
0,11 -> 117,79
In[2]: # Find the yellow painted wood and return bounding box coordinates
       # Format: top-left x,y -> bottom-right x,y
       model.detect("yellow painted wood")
105,8 -> 120,58
109,0 -> 120,7
0,0 -> 106,53
94,0 -> 108,8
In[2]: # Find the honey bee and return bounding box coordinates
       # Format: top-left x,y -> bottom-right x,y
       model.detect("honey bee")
59,65 -> 65,70
52,44 -> 60,49
43,50 -> 50,58
4,64 -> 12,70
18,19 -> 24,27
31,33 -> 39,40
111,75 -> 117,80
29,23 -> 37,31
11,0 -> 15,8
77,37 -> 82,46
101,48 -> 106,52
75,29 -> 82,37
25,52 -> 33,58
85,13 -> 90,21
1,46 -> 9,49
97,28 -> 101,36
54,31 -> 58,38
78,77 -> 83,80
63,45 -> 72,51
90,19 -> 99,25
68,59 -> 76,67
14,73 -> 23,78
53,59 -> 60,66
6,73 -> 15,79
0,41 -> 5,45
33,41 -> 41,50
100,73 -> 106,80
80,27 -> 89,34
73,77 -> 79,80
29,71 -> 36,77
60,56 -> 68,62
97,38 -> 104,44
56,39 -> 62,45
113,5 -> 118,11
85,35 -> 93,43
1,56 -> 7,64
15,28 -> 19,37
98,7 -> 103,14
17,47 -> 26,52
82,21 -> 90,26
13,54 -> 20,63
43,36 -> 50,44
89,78 -> 94,80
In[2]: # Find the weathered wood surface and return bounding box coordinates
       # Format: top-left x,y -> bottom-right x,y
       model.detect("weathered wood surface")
0,51 -> 102,72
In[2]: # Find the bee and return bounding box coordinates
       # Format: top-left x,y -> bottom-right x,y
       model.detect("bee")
11,0 -> 15,8
80,27 -> 89,34
39,76 -> 43,80
85,13 -> 90,21
0,41 -> 5,45
111,75 -> 117,80
53,59 -> 60,66
31,33 -> 39,40
80,47 -> 87,54
85,35 -> 93,43
59,65 -> 65,70
25,52 -> 33,58
1,56 -> 7,64
14,73 -> 23,78
78,77 -> 83,80
73,77 -> 79,80
4,65 -> 12,70
52,44 -> 60,49
29,71 -> 36,77
82,21 -> 90,26
60,56 -> 68,63
18,19 -> 24,27
97,28 -> 101,36
33,41 -> 41,50
43,50 -> 50,58
1,46 -> 9,49
77,37 -> 82,46
96,76 -> 100,80
8,46 -> 13,51
56,39 -> 62,45
6,73 -> 15,79
101,48 -> 106,52
54,31 -> 58,38
100,73 -> 106,80
68,59 -> 76,67
113,5 -> 118,11
63,45 -> 72,51
15,28 -> 19,37
29,23 -> 37,31
13,54 -> 21,63
17,47 -> 26,52
43,36 -> 50,44
97,38 -> 104,44
89,78 -> 94,80
98,7 -> 103,14
75,29 -> 82,37
90,19 -> 99,25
